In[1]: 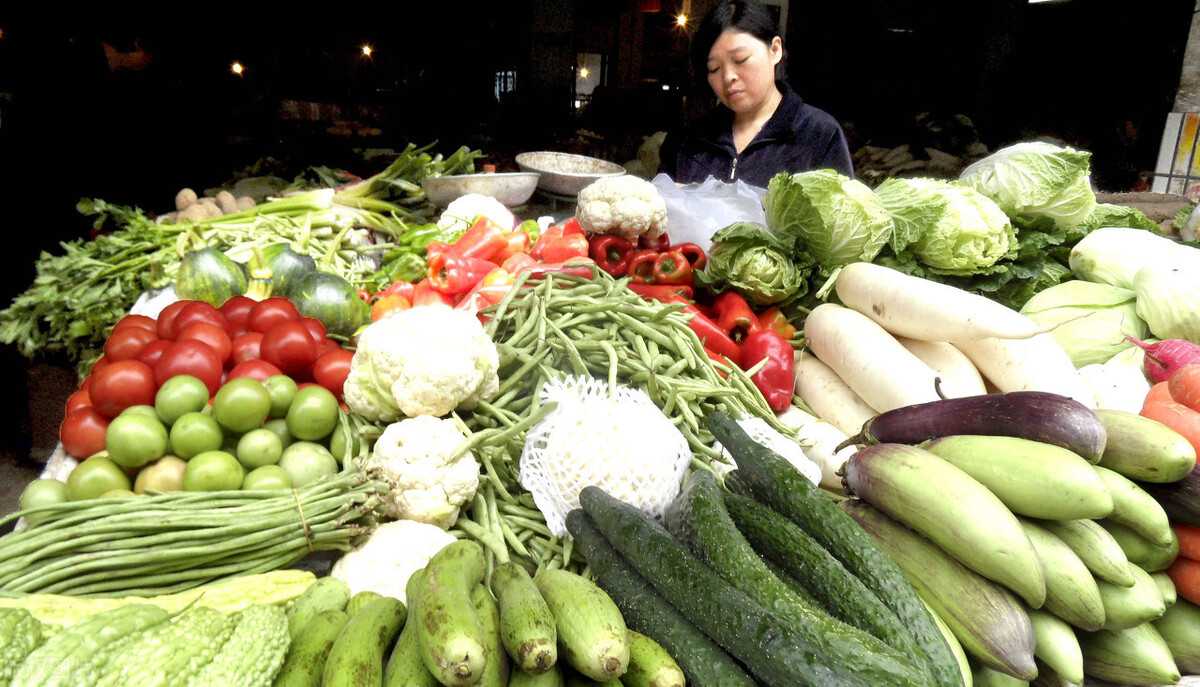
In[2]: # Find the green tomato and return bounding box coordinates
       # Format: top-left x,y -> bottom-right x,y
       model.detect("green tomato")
105,412 -> 169,468
169,412 -> 225,460
19,478 -> 69,522
263,375 -> 299,418
236,428 -> 284,469
327,422 -> 359,466
119,404 -> 161,420
241,464 -> 293,490
133,455 -> 187,494
155,374 -> 211,425
277,442 -> 339,487
212,377 -> 272,435
99,488 -> 137,499
183,451 -> 245,491
262,418 -> 294,451
67,456 -> 132,501
286,386 -> 340,441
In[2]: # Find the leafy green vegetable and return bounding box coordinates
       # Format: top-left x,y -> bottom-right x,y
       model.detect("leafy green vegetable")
1076,203 -> 1160,234
763,169 -> 893,273
1019,279 -> 1147,367
693,222 -> 810,306
959,141 -> 1097,234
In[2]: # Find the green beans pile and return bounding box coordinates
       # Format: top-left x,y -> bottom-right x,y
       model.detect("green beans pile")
0,469 -> 389,598
450,266 -> 793,575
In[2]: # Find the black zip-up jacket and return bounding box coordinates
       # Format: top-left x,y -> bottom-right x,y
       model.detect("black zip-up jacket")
659,81 -> 854,188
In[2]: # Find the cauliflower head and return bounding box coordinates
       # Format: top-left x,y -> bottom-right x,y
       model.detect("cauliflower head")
437,193 -> 515,238
366,414 -> 480,528
329,519 -> 457,604
342,304 -> 501,422
576,174 -> 668,240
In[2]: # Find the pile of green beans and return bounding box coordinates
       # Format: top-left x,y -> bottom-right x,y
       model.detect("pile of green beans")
450,266 -> 793,576
0,469 -> 389,598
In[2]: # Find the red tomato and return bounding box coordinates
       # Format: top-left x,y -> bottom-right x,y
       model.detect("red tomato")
111,314 -> 158,335
230,331 -> 264,366
259,321 -> 318,377
312,349 -> 353,400
80,374 -> 93,394
248,298 -> 301,334
175,321 -> 233,365
103,326 -> 158,362
65,388 -> 92,415
298,317 -> 327,346
226,359 -> 284,382
88,356 -> 111,377
321,338 -> 344,355
87,359 -> 158,418
172,301 -> 227,336
135,339 -> 172,369
59,407 -> 111,459
154,339 -> 224,395
370,294 -> 411,322
219,295 -> 256,333
155,300 -> 193,340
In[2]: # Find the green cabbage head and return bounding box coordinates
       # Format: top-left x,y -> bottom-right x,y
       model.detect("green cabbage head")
763,169 -> 893,272
875,177 -> 1016,275
959,141 -> 1097,233
1019,279 -> 1148,368
693,222 -> 809,307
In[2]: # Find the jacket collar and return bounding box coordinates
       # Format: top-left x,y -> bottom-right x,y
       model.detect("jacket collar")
693,80 -> 804,150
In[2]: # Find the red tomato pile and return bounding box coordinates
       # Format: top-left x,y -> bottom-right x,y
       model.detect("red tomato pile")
60,296 -> 355,459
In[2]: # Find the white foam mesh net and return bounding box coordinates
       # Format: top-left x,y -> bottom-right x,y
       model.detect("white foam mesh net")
711,417 -> 822,486
519,375 -> 692,537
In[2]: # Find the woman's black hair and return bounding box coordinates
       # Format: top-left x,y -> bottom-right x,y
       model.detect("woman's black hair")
690,0 -> 784,84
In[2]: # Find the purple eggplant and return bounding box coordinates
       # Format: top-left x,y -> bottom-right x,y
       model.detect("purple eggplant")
1138,465 -> 1200,529
839,391 -> 1107,463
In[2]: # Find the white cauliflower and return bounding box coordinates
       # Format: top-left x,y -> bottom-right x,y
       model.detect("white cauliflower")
342,304 -> 500,422
576,174 -> 668,241
329,519 -> 457,604
437,193 -> 515,237
366,415 -> 480,528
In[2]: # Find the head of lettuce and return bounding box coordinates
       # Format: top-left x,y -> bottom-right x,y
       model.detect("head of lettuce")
693,221 -> 810,306
958,141 -> 1097,234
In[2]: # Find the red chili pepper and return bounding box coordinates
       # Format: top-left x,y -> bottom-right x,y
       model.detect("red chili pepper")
638,233 -> 671,252
501,251 -> 539,274
627,249 -> 659,284
667,295 -> 742,368
652,250 -> 693,286
741,329 -> 796,412
757,305 -> 797,340
429,255 -> 500,295
411,278 -> 455,307
427,217 -> 510,277
492,230 -> 532,265
713,290 -> 762,343
376,280 -> 417,303
539,233 -> 590,264
670,242 -> 707,272
626,283 -> 694,302
589,235 -> 636,277
356,288 -> 371,302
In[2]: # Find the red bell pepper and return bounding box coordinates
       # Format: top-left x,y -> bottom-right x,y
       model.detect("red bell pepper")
638,232 -> 671,252
427,217 -> 510,277
667,295 -> 742,368
757,305 -> 797,340
428,254 -> 499,295
589,235 -> 636,276
741,329 -> 796,413
652,250 -> 693,286
713,290 -> 761,343
411,278 -> 455,307
530,219 -> 586,261
539,233 -> 590,264
670,242 -> 707,272
375,280 -> 416,303
501,251 -> 539,274
626,283 -> 694,302
627,249 -> 659,284
492,230 -> 532,265
517,258 -> 597,280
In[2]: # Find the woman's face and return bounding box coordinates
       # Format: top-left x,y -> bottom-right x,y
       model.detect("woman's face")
705,28 -> 782,115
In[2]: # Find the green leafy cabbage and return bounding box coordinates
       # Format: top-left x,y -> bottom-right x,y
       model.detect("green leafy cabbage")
693,222 -> 810,306
1019,279 -> 1148,368
959,141 -> 1097,234
763,170 -> 893,273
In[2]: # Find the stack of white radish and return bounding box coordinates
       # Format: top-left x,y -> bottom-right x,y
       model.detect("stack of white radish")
792,262 -> 1101,487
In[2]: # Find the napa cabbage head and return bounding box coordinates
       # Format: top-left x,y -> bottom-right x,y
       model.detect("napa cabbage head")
875,177 -> 1017,275
763,169 -> 893,273
1018,279 -> 1148,368
958,141 -> 1097,233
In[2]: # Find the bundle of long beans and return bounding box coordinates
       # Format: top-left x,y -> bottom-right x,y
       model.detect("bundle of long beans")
0,468 -> 389,598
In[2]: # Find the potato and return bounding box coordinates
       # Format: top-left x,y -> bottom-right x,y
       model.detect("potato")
175,187 -> 199,211
236,196 -> 256,212
216,190 -> 239,216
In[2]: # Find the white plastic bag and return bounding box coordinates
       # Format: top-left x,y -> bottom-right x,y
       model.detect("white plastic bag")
651,173 -> 767,253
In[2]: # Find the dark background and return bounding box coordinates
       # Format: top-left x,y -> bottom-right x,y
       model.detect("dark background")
0,1 -> 1193,469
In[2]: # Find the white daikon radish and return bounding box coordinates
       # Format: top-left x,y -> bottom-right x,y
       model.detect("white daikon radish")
793,349 -> 879,436
895,337 -> 988,398
1078,362 -> 1152,414
834,261 -> 1048,342
954,333 -> 1097,408
804,302 -> 945,413
776,405 -> 859,491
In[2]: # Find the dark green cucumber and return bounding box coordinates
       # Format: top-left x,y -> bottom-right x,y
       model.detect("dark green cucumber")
563,509 -> 756,687
578,485 -> 926,687
664,470 -> 923,679
706,410 -> 964,687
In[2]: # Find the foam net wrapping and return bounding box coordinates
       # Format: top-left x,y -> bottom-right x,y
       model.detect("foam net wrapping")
711,417 -> 822,486
519,375 -> 693,537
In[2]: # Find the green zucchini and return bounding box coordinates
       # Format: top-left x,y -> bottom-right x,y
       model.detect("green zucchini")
706,411 -> 964,687
286,576 -> 351,641
563,509 -> 755,687
620,630 -> 685,687
322,596 -> 407,687
577,485 -> 925,687
665,470 -> 924,681
274,609 -> 350,687
384,569 -> 440,687
491,561 -> 556,675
